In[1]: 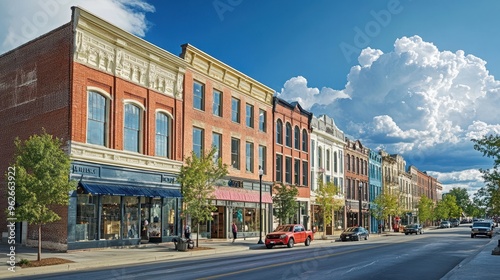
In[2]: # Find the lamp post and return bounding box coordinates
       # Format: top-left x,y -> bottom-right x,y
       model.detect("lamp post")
358,182 -> 363,228
258,166 -> 264,244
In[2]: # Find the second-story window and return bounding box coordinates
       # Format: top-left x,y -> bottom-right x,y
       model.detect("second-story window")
231,137 -> 240,169
87,91 -> 108,146
193,127 -> 204,158
193,81 -> 204,111
259,145 -> 266,174
245,142 -> 254,172
276,154 -> 283,182
124,103 -> 142,153
212,132 -> 222,162
155,112 -> 172,158
326,149 -> 331,171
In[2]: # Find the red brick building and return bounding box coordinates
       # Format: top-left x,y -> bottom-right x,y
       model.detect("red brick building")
272,97 -> 312,229
1,7 -> 186,250
344,139 -> 369,229
180,44 -> 275,239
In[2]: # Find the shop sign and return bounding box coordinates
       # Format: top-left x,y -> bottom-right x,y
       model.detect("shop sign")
228,179 -> 243,188
72,164 -> 99,176
162,175 -> 178,184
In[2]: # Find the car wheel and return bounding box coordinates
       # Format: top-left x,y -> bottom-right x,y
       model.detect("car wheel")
471,234 -> 474,238
365,235 -> 368,240
305,237 -> 311,246
489,235 -> 492,239
266,244 -> 273,249
405,233 -> 408,235
287,238 -> 294,248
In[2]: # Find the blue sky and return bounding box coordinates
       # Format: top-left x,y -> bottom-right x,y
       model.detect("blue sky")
1,0 -> 500,196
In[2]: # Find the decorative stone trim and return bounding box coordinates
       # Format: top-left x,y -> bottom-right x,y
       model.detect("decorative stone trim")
69,141 -> 182,173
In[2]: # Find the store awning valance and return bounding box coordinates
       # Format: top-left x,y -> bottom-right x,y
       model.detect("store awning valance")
79,182 -> 182,198
213,187 -> 273,203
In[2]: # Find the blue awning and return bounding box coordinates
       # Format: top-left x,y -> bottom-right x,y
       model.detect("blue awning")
79,182 -> 182,198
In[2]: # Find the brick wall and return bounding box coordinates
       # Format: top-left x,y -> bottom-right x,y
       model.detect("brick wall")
0,24 -> 72,244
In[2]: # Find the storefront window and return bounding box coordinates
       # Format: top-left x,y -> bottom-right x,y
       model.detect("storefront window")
149,198 -> 162,238
163,198 -> 176,237
123,197 -> 139,239
76,194 -> 98,241
101,196 -> 121,240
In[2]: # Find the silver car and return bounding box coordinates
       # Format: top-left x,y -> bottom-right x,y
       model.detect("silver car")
439,221 -> 451,228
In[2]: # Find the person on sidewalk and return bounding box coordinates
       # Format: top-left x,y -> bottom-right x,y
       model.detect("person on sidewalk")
184,224 -> 191,240
232,221 -> 238,243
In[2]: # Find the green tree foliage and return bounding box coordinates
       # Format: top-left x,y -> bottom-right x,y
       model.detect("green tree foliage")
177,147 -> 228,247
8,131 -> 76,261
435,195 -> 461,220
472,134 -> 500,216
416,196 -> 434,226
273,183 -> 299,224
447,187 -> 469,215
371,192 -> 399,224
315,178 -> 343,237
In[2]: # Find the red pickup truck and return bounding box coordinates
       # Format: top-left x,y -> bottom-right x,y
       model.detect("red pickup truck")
265,224 -> 314,249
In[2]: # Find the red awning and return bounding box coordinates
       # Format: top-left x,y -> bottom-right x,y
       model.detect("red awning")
213,187 -> 273,203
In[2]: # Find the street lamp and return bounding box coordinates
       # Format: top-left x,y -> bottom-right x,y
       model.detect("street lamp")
358,182 -> 363,228
258,166 -> 264,244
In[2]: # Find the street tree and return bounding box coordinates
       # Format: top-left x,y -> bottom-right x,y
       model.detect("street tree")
417,195 -> 434,227
448,187 -> 470,215
177,147 -> 228,247
372,192 -> 399,230
273,183 -> 299,225
315,178 -> 343,238
472,134 -> 500,215
8,131 -> 76,261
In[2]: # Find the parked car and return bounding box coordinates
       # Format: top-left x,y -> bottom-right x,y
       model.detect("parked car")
450,219 -> 460,227
265,224 -> 314,249
340,227 -> 369,241
439,221 -> 451,228
470,222 -> 494,238
404,224 -> 423,235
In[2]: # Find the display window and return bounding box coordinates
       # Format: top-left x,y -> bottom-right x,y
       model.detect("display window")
101,196 -> 121,240
123,197 -> 139,239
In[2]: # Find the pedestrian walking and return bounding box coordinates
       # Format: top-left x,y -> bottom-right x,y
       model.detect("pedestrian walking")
184,224 -> 191,239
231,221 -> 238,243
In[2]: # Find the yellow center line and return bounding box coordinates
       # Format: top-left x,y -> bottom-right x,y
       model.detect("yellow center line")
197,239 -> 408,280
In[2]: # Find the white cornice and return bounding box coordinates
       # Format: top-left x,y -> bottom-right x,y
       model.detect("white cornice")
69,141 -> 182,174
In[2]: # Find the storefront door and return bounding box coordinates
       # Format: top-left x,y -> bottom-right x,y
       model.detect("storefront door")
211,206 -> 225,238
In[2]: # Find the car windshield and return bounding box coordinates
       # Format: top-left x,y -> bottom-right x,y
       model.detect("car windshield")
407,225 -> 417,228
344,227 -> 357,232
275,225 -> 293,232
473,223 -> 491,228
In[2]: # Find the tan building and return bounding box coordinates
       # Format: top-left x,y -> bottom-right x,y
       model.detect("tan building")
344,139 -> 369,229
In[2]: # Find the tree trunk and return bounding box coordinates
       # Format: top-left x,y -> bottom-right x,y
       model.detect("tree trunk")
38,224 -> 42,261
196,223 -> 200,247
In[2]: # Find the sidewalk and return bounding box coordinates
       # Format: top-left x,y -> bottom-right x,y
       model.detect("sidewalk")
1,231 -> 498,279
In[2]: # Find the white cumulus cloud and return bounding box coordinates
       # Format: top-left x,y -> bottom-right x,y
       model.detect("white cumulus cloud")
0,0 -> 155,54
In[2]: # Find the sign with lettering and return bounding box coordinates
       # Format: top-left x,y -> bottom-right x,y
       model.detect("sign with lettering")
72,164 -> 99,176
228,179 -> 243,188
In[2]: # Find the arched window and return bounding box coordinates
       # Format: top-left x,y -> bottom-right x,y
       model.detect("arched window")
294,126 -> 300,149
276,119 -> 283,144
87,91 -> 108,146
302,129 -> 308,152
285,122 -> 292,147
124,103 -> 142,153
155,112 -> 172,158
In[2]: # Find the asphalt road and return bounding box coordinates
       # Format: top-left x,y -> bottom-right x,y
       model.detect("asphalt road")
18,226 -> 492,280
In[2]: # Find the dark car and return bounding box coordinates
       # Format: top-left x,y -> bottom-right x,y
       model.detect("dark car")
404,224 -> 423,235
450,218 -> 460,227
470,222 -> 494,238
340,227 -> 369,241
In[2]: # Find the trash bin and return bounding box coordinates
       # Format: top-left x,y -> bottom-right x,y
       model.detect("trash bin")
176,238 -> 188,251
